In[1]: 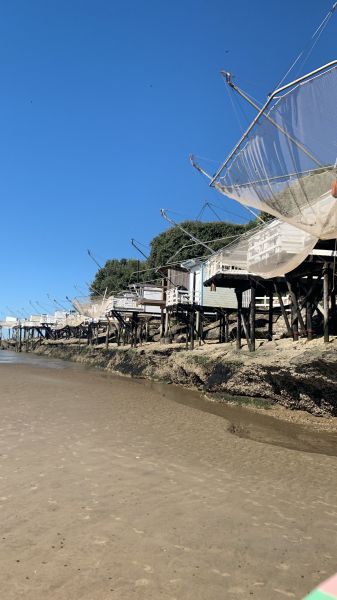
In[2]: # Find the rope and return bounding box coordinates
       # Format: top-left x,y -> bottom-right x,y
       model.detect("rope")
275,2 -> 337,90
191,154 -> 219,165
224,83 -> 246,134
195,203 -> 207,220
132,238 -> 150,250
210,203 -> 247,222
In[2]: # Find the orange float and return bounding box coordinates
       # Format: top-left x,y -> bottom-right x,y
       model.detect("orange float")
332,180 -> 337,198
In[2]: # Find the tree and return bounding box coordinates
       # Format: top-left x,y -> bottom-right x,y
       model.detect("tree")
147,220 -> 247,268
90,218 -> 265,297
90,258 -> 147,297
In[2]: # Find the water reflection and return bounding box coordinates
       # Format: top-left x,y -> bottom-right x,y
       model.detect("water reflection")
0,349 -> 86,371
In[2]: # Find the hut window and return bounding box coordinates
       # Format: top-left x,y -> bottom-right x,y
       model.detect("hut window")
211,282 -> 217,292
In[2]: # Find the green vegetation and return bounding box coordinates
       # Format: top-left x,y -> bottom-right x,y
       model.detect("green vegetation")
90,219 -> 252,297
90,258 -> 147,296
147,220 -> 246,268
211,392 -> 271,409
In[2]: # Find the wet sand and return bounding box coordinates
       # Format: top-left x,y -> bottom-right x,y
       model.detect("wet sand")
0,357 -> 337,599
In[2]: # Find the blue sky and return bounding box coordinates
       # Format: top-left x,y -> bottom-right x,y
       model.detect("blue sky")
0,0 -> 335,316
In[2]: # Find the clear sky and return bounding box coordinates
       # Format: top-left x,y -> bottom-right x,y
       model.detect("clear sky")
0,0 -> 335,317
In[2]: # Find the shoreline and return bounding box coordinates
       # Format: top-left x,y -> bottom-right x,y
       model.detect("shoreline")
13,335 -> 337,431
1,360 -> 337,598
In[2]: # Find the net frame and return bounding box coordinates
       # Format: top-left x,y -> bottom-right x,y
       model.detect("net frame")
210,60 -> 337,240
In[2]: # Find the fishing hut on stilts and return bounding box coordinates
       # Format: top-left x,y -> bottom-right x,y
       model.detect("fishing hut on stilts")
190,58 -> 337,349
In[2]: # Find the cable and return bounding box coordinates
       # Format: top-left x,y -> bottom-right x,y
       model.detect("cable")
294,18 -> 332,77
207,202 -> 252,222
225,83 -> 245,134
132,238 -> 150,250
195,203 -> 207,221
275,2 -> 337,89
87,249 -> 103,270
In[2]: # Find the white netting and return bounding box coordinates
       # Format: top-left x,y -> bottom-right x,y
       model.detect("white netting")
205,219 -> 317,279
214,64 -> 337,239
72,296 -> 111,319
53,314 -> 86,329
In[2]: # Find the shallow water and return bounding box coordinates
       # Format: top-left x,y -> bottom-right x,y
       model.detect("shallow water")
1,349 -> 337,457
0,349 -> 87,370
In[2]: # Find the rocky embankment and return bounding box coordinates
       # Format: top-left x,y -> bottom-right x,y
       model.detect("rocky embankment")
31,336 -> 337,417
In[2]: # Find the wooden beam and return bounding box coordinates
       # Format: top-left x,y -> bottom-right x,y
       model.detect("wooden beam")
235,290 -> 242,351
331,288 -> 336,334
274,283 -> 292,336
323,263 -> 329,343
306,274 -> 313,341
249,282 -> 256,351
195,310 -> 201,346
218,311 -> 223,344
286,279 -> 306,336
268,290 -> 273,341
105,320 -> 110,349
241,310 -> 253,352
190,309 -> 195,350
224,311 -> 229,343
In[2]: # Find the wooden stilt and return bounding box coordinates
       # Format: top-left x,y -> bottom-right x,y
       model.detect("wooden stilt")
291,296 -> 299,342
195,311 -> 201,346
268,289 -> 273,341
218,311 -> 222,344
18,326 -> 22,352
250,282 -> 256,351
198,310 -> 203,346
241,310 -> 252,351
134,313 -> 138,347
306,275 -> 313,341
105,321 -> 110,349
274,283 -> 292,336
167,310 -> 173,343
224,311 -> 229,343
164,311 -> 169,338
160,309 -> 165,339
331,288 -> 336,334
236,289 -> 242,351
190,309 -> 195,350
185,311 -> 189,350
286,279 -> 305,337
323,263 -> 329,343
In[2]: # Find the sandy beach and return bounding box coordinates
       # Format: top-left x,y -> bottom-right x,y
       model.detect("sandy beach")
0,355 -> 337,599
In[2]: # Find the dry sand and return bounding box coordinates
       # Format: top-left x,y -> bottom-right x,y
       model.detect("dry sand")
0,359 -> 337,599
